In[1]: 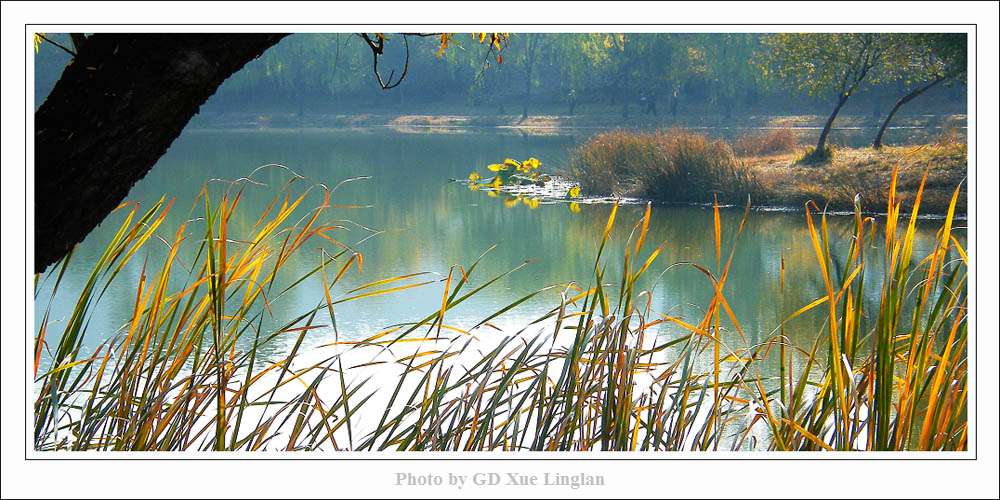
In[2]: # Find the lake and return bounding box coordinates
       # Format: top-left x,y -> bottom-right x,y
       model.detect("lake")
34,127 -> 956,373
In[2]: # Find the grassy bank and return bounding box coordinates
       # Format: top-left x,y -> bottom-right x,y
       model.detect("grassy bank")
748,142 -> 967,214
33,168 -> 967,451
568,129 -> 967,215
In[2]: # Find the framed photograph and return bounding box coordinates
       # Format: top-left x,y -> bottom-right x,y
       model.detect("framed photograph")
4,2 -> 997,498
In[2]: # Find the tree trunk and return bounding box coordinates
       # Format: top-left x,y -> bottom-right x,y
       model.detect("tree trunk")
815,94 -> 849,155
873,76 -> 946,149
34,34 -> 287,273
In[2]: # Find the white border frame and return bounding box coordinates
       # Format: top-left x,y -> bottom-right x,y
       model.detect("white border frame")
3,2 -> 997,499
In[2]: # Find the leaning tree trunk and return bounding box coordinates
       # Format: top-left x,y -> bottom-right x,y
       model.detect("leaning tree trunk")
815,94 -> 850,156
873,76 -> 946,149
34,34 -> 287,273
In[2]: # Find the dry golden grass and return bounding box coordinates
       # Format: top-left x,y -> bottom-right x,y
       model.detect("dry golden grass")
749,142 -> 967,213
731,129 -> 799,157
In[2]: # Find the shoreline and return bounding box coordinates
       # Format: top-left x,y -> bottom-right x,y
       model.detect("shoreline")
188,110 -> 968,138
567,130 -> 967,216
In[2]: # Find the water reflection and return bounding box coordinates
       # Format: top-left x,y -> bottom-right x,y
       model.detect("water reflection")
35,129 -> 959,373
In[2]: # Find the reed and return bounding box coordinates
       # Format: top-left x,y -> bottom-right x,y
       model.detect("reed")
731,129 -> 799,157
568,129 -> 759,203
33,167 -> 967,451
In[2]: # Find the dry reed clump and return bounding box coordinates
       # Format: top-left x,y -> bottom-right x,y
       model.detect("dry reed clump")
731,128 -> 799,157
569,129 -> 759,203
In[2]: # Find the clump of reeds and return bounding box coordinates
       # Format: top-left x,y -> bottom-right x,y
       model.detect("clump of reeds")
34,167 -> 967,452
731,129 -> 799,157
32,173 -> 443,451
568,129 -> 662,195
569,129 -> 758,204
762,170 -> 967,450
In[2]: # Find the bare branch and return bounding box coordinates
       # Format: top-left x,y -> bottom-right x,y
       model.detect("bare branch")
358,32 -> 411,90
37,34 -> 76,57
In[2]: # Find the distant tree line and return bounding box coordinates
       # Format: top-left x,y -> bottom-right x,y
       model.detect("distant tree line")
35,33 -> 967,124
30,32 -> 967,271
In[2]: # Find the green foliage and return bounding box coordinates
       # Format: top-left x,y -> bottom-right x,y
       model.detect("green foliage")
880,33 -> 967,88
757,33 -> 888,99
34,32 -> 966,117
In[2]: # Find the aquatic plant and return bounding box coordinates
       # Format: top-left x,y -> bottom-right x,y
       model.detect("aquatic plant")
467,156 -> 581,211
33,168 -> 966,451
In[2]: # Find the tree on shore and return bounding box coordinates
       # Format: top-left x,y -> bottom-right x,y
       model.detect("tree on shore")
759,33 -> 887,161
34,34 -> 288,273
873,33 -> 967,149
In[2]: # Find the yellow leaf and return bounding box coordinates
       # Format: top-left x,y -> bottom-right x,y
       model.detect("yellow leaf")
437,33 -> 451,58
569,202 -> 581,213
522,157 -> 541,170
568,186 -> 581,198
468,171 -> 481,182
503,158 -> 521,170
487,163 -> 506,172
504,197 -> 520,208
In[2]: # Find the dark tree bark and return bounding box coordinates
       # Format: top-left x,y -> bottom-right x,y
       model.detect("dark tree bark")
34,34 -> 287,273
809,34 -> 881,161
815,93 -> 849,154
873,75 -> 946,149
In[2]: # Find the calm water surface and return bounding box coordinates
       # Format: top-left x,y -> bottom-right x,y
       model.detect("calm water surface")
36,128 -> 958,370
